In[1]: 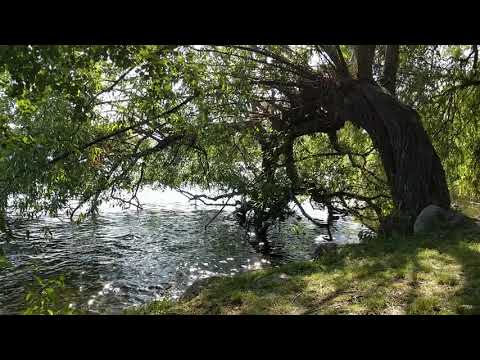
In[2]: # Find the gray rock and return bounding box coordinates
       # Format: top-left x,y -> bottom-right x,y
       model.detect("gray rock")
414,205 -> 450,234
313,242 -> 338,258
414,204 -> 474,234
253,272 -> 291,288
180,276 -> 220,301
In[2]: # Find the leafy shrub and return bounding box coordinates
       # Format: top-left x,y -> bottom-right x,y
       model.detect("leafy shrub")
23,275 -> 80,315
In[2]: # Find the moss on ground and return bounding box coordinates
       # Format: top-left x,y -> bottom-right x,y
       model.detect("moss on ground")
127,225 -> 480,315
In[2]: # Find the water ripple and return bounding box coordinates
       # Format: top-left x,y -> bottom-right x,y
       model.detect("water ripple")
0,190 -> 362,314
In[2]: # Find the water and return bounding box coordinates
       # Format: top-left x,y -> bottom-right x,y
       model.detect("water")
0,188 -> 363,314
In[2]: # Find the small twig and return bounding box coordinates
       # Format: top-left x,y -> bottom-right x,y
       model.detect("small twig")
291,193 -> 333,241
204,196 -> 233,230
92,66 -> 134,98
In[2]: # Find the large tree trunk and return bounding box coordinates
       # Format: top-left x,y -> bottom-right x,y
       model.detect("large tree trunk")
242,46 -> 451,235
338,80 -> 451,232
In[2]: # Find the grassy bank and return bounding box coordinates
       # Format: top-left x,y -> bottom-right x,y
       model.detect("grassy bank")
0,248 -> 8,269
0,256 -> 7,269
128,224 -> 480,315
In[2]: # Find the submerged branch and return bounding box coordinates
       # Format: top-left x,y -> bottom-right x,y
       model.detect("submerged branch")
177,189 -> 240,207
204,195 -> 234,230
291,194 -> 333,241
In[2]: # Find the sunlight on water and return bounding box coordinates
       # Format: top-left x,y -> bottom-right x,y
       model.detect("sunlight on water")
0,187 -> 363,314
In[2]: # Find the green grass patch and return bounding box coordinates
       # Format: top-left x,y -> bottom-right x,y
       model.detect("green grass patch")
129,225 -> 480,315
0,251 -> 8,269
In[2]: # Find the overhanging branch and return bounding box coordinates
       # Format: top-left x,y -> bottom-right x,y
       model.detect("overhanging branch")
48,96 -> 195,164
319,45 -> 351,78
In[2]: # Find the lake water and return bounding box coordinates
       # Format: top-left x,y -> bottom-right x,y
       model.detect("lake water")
0,188 -> 364,314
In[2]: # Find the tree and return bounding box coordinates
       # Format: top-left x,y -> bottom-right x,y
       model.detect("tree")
188,45 -> 452,235
1,45 -> 479,239
270,44 -> 451,233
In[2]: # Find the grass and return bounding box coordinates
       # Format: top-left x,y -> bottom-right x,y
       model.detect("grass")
0,249 -> 8,269
0,256 -> 7,269
128,224 -> 480,315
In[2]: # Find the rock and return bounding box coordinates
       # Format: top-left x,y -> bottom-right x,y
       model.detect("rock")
313,242 -> 338,258
253,272 -> 290,288
413,205 -> 450,234
180,276 -> 220,301
414,204 -> 474,234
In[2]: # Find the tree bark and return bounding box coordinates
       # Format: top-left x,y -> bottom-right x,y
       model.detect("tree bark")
319,45 -> 350,78
242,45 -> 451,235
354,45 -> 376,80
380,45 -> 400,95
337,80 -> 451,232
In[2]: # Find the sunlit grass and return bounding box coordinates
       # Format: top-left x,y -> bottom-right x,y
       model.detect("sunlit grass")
0,248 -> 8,269
130,225 -> 480,315
0,255 -> 8,269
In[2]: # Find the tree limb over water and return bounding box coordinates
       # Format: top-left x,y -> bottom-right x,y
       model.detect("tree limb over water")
4,45 -> 478,237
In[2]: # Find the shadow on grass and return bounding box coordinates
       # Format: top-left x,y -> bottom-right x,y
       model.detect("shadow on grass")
120,203 -> 480,316
138,222 -> 480,315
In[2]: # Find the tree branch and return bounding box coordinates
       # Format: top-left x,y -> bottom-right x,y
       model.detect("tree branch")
319,45 -> 351,78
177,189 -> 240,206
436,78 -> 480,97
48,96 -> 195,164
204,195 -> 234,230
354,45 -> 376,81
291,193 -> 333,241
473,45 -> 478,71
230,45 -> 316,80
89,65 -> 136,106
380,45 -> 400,95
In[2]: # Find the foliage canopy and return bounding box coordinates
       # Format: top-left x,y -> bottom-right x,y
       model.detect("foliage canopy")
0,45 -> 479,234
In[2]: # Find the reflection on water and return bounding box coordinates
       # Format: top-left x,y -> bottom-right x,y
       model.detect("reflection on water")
0,188 -> 363,314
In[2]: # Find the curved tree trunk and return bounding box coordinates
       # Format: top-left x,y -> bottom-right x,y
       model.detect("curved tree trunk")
240,45 -> 451,235
338,80 -> 451,232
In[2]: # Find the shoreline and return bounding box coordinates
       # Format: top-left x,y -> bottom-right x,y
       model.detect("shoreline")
127,225 -> 480,315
